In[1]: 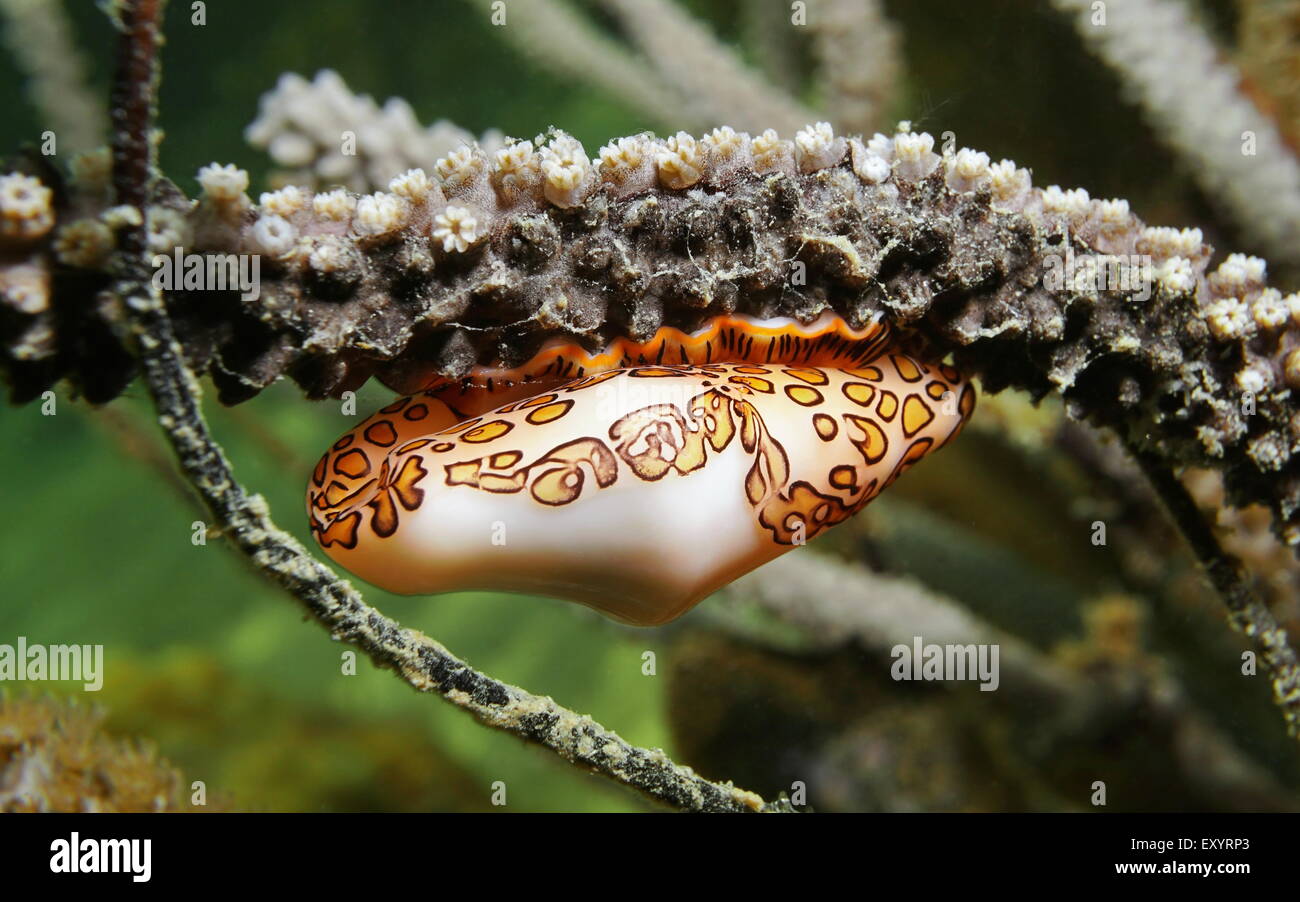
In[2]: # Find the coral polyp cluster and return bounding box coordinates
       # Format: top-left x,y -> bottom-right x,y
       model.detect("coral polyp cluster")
3,119 -> 1300,552
244,69 -> 503,192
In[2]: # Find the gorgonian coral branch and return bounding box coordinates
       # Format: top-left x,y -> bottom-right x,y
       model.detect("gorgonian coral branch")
1051,0 -> 1300,265
596,0 -> 819,135
718,552 -> 1300,786
462,0 -> 693,130
809,0 -> 900,135
6,120 -> 1300,557
0,0 -> 107,154
245,70 -> 504,193
100,0 -> 787,813
1125,438 -> 1300,735
1237,0 -> 1300,151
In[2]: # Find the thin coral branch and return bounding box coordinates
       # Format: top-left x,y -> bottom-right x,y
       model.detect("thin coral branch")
244,70 -> 504,193
717,551 -> 1085,706
1052,0 -> 1300,264
741,0 -> 800,93
1124,437 -> 1300,737
106,0 -> 788,814
713,551 -> 1300,801
0,0 -> 107,154
462,0 -> 694,130
1237,0 -> 1300,150
597,0 -> 819,135
809,0 -> 900,135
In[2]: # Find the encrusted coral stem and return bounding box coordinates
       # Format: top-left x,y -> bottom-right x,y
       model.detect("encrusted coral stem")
107,0 -> 784,814
1125,439 -> 1300,738
107,0 -> 159,242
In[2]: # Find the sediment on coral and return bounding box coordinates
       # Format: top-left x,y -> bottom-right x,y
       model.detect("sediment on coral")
3,121 -> 1300,553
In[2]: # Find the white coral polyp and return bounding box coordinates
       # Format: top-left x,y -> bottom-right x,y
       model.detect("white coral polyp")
1040,186 -> 1092,219
794,122 -> 845,172
540,134 -> 593,207
389,168 -> 433,201
1251,289 -> 1289,331
987,160 -> 1030,208
892,131 -> 939,181
701,126 -> 747,162
1285,349 -> 1300,390
1205,297 -> 1253,341
750,129 -> 792,173
308,236 -> 355,274
1215,253 -> 1267,288
945,148 -> 991,193
435,146 -> 486,191
312,189 -> 356,221
0,262 -> 50,314
849,139 -> 891,185
0,173 -> 55,241
598,135 -> 653,183
656,132 -> 703,190
146,207 -> 191,256
492,141 -> 540,198
1154,257 -> 1196,294
1138,226 -> 1204,259
432,205 -> 480,253
352,192 -> 408,237
1286,292 -> 1300,328
251,214 -> 298,257
865,133 -> 894,161
1095,199 -> 1133,236
197,163 -> 250,205
1235,362 -> 1273,394
259,186 -> 307,218
54,219 -> 114,268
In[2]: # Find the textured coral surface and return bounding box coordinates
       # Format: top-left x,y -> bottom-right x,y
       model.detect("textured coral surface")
6,119 -> 1300,554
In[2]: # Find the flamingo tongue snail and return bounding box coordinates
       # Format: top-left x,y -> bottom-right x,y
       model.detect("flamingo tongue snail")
307,313 -> 975,625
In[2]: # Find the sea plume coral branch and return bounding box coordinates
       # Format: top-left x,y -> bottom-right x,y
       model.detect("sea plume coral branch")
462,0 -> 694,130
244,70 -> 504,193
0,0 -> 107,154
716,552 -> 1300,789
1125,439 -> 1300,735
596,0 -> 820,135
809,0 -> 900,135
10,121 -> 1300,560
1051,0 -> 1300,265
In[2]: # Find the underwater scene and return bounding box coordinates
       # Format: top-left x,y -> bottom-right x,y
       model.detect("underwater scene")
1,0 -> 1299,816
